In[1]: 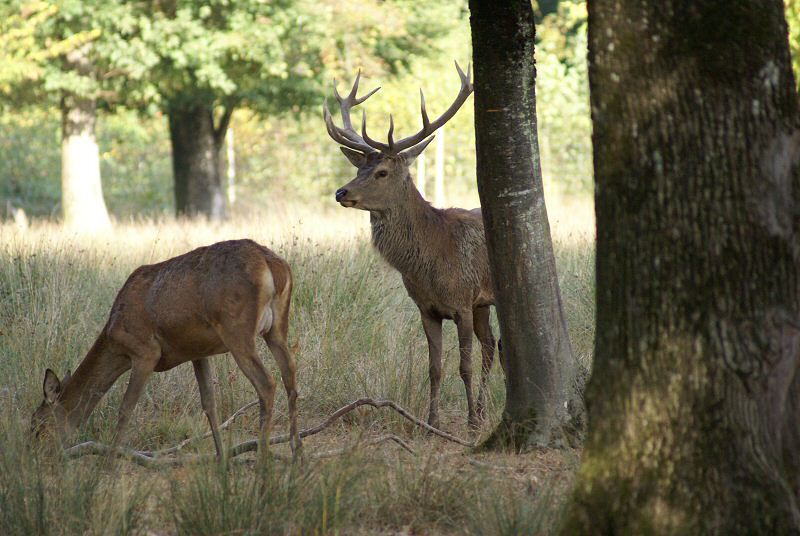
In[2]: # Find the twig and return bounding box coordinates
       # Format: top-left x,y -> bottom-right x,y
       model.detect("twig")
64,434 -> 411,467
63,397 -> 472,467
64,441 -> 189,467
313,434 -> 416,458
468,458 -> 515,471
277,397 -> 475,448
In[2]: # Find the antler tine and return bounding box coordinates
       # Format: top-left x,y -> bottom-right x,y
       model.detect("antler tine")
419,88 -> 430,131
325,66 -> 471,156
361,109 -> 391,152
387,61 -> 474,154
355,85 -> 381,105
323,98 -> 374,153
454,60 -> 472,87
388,114 -> 395,151
324,70 -> 382,153
347,69 -> 361,100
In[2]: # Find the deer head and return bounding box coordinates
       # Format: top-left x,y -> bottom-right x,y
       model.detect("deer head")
31,368 -> 72,438
324,62 -> 473,211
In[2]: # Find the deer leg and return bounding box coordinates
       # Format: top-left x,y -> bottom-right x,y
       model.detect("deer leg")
473,305 -> 495,420
263,330 -> 302,457
114,359 -> 156,444
455,310 -> 478,429
192,358 -> 223,458
222,335 -> 276,455
421,312 -> 444,429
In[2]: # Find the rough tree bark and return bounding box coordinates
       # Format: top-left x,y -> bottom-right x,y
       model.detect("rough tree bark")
168,102 -> 231,219
562,1 -> 800,533
60,45 -> 111,232
469,0 -> 583,450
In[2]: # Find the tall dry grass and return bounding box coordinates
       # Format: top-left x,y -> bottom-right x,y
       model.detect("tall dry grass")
0,195 -> 594,534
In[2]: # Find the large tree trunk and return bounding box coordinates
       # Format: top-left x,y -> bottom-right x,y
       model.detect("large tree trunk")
469,0 -> 582,451
562,1 -> 800,533
168,102 -> 230,219
60,47 -> 111,232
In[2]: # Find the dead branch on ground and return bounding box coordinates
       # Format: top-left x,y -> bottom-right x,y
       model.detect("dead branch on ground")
63,397 -> 469,467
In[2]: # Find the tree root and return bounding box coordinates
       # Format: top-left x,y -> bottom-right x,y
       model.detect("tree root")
62,397 -> 470,467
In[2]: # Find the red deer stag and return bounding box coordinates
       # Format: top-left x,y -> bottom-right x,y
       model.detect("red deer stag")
323,63 -> 494,429
31,239 -> 301,456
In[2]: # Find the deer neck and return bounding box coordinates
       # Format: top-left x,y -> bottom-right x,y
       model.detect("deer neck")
59,331 -> 129,429
370,180 -> 439,277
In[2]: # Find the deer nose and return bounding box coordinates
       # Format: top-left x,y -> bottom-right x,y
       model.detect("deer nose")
335,188 -> 348,202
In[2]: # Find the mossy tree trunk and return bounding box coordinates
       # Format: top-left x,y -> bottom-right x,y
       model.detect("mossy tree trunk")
469,0 -> 583,451
168,102 -> 231,220
562,1 -> 800,533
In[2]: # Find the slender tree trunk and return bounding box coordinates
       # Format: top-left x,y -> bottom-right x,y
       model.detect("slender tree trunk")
562,1 -> 800,533
60,47 -> 110,232
168,102 -> 231,219
469,0 -> 582,451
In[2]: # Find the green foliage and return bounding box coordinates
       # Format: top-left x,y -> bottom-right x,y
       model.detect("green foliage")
0,2 -> 97,98
2,0 -> 464,118
787,0 -> 800,88
0,111 -> 61,216
537,1 -> 592,193
0,0 -> 594,215
0,109 -> 171,217
0,1 -> 138,109
115,0 -> 322,112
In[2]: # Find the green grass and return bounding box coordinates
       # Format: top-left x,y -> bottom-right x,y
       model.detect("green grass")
0,198 -> 594,534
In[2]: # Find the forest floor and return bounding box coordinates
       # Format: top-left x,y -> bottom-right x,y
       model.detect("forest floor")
0,195 -> 594,534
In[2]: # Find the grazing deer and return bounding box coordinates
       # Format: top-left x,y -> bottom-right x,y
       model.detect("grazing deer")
31,239 -> 301,456
323,63 -> 494,429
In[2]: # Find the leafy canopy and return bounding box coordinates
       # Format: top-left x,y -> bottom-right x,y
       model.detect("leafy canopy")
787,0 -> 800,88
0,2 -> 97,98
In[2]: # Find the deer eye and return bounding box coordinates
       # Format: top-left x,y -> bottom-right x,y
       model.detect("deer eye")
375,170 -> 388,179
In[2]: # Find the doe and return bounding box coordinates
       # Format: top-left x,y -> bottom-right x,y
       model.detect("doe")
31,239 -> 301,456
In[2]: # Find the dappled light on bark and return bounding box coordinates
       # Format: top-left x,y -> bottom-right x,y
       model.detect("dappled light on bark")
562,1 -> 800,533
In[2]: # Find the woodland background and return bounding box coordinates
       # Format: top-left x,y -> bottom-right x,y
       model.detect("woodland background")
1,1 -> 799,534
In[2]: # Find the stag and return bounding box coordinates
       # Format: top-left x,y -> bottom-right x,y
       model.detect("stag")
31,239 -> 301,456
323,63 -> 494,429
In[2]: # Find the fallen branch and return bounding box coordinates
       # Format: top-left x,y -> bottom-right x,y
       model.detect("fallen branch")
63,397 -> 470,467
270,397 -> 475,448
313,434 -> 415,458
64,441 -> 190,467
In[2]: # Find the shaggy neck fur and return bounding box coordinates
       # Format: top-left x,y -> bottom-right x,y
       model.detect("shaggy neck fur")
369,175 -> 444,280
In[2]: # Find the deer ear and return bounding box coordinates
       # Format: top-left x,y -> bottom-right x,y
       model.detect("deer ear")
43,369 -> 62,404
399,136 -> 435,165
63,369 -> 72,384
340,147 -> 367,168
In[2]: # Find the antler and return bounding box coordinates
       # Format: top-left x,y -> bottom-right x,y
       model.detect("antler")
361,61 -> 473,155
322,70 -> 380,154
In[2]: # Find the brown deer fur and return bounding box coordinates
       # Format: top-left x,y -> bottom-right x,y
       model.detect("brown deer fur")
31,239 -> 301,456
336,152 -> 495,429
325,66 -> 493,428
